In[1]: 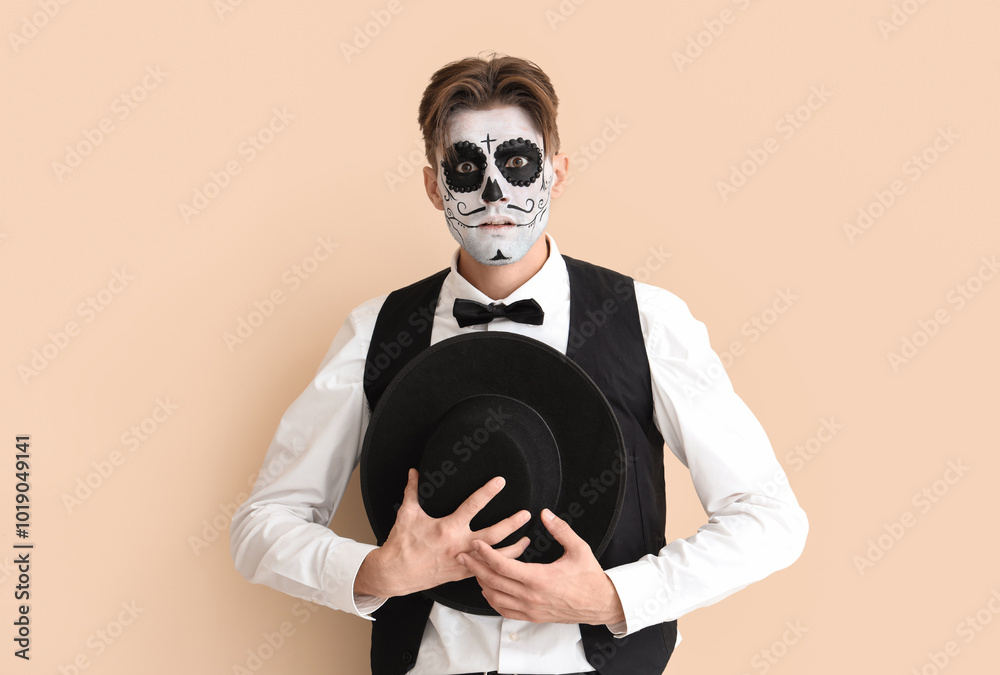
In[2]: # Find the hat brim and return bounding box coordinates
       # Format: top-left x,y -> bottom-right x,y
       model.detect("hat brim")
360,331 -> 626,615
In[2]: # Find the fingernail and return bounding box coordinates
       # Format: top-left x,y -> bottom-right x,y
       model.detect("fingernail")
456,554 -> 466,566
542,508 -> 554,522
495,476 -> 505,488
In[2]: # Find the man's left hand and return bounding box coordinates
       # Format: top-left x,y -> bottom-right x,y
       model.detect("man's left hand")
457,508 -> 626,626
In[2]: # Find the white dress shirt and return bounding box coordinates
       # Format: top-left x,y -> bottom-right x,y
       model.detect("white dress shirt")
230,234 -> 809,674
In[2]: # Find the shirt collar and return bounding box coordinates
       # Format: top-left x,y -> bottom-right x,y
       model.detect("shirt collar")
440,233 -> 569,312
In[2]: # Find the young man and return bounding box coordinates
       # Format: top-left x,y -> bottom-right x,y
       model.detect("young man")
230,54 -> 809,675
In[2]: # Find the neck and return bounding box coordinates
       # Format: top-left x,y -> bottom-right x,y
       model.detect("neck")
457,235 -> 550,301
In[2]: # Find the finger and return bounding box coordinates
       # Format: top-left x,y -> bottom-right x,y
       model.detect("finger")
495,536 -> 531,560
474,509 -> 530,546
454,476 -> 505,524
541,508 -> 588,555
480,586 -> 528,614
458,546 -> 525,597
456,551 -> 494,583
472,539 -> 531,584
464,539 -> 527,565
491,604 -> 532,622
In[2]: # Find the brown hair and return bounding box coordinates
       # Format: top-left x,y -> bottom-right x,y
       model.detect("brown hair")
417,52 -> 560,168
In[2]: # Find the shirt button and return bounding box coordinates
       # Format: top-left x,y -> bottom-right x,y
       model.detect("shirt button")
509,631 -> 519,641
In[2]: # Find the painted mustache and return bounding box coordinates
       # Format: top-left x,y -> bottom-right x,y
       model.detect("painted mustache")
456,199 -> 536,217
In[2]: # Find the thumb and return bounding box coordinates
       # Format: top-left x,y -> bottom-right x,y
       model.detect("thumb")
541,508 -> 587,556
401,468 -> 420,508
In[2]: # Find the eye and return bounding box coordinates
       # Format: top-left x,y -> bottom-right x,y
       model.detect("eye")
493,138 -> 542,187
442,140 -> 488,193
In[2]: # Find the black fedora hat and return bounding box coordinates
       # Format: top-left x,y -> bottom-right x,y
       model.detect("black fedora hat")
360,331 -> 626,615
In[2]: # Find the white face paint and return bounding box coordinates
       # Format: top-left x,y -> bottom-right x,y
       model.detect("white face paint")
436,106 -> 553,266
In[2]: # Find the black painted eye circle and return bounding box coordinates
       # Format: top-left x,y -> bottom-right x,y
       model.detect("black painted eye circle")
442,140 -> 487,193
494,137 -> 542,187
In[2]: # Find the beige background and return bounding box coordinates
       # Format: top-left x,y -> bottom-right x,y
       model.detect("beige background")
2,0 -> 998,673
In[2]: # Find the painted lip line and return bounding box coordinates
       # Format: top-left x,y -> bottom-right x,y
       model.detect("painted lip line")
474,219 -> 516,227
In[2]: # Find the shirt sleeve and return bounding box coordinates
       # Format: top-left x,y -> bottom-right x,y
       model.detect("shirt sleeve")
603,283 -> 809,636
229,299 -> 389,619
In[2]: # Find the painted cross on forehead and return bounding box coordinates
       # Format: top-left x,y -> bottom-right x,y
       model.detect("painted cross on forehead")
437,112 -> 553,266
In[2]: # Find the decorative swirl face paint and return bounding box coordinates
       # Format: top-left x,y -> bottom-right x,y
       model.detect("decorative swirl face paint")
437,106 -> 554,266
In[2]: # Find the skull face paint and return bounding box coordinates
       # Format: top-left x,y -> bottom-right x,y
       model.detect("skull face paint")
437,106 -> 553,266
441,141 -> 487,193
493,137 -> 543,187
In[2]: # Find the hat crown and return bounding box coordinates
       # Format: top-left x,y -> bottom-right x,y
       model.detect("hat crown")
418,394 -> 562,544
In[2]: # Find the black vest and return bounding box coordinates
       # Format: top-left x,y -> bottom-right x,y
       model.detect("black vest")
362,255 -> 677,674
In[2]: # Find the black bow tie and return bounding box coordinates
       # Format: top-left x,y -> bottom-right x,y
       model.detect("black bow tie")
452,298 -> 545,328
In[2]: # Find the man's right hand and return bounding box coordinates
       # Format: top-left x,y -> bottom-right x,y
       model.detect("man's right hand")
354,468 -> 531,599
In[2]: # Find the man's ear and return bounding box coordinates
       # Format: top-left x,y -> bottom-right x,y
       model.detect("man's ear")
549,152 -> 570,199
423,165 -> 444,211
